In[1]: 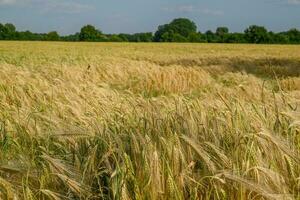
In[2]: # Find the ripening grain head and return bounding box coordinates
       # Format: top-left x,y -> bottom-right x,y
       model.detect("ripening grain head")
0,42 -> 299,200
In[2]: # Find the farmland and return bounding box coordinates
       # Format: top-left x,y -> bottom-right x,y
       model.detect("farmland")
0,42 -> 300,199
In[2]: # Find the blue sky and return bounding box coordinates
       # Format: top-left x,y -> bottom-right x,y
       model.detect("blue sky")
0,0 -> 299,35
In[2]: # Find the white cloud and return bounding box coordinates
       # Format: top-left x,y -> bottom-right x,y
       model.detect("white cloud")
0,0 -> 93,13
163,5 -> 224,16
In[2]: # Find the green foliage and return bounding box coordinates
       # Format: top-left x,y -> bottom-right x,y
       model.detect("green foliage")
216,27 -> 229,42
0,20 -> 300,44
285,28 -> 300,44
108,34 -> 124,42
4,23 -> 16,33
0,23 -> 16,40
0,23 -> 4,40
133,32 -> 153,42
205,30 -> 219,43
171,33 -> 188,42
244,25 -> 270,43
154,24 -> 169,42
45,31 -> 60,41
168,18 -> 197,38
188,32 -> 206,43
268,32 -> 289,44
61,33 -> 80,41
118,33 -> 130,42
115,32 -> 153,42
79,25 -> 105,41
224,33 -> 247,43
216,27 -> 229,36
154,18 -> 197,42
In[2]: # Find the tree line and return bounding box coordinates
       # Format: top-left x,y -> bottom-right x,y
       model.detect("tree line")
1,18 -> 300,44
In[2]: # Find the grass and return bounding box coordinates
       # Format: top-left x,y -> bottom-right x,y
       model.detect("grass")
0,41 -> 299,200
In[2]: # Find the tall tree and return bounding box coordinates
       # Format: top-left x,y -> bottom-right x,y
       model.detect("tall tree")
5,23 -> 16,32
0,23 -> 4,40
205,30 -> 219,43
188,32 -> 206,43
0,23 -> 16,40
216,27 -> 229,42
45,31 -> 60,41
154,18 -> 197,42
244,25 -> 269,43
285,28 -> 300,43
216,27 -> 229,36
79,25 -> 104,41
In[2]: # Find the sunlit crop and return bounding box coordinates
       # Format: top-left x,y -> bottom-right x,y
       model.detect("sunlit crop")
0,42 -> 299,200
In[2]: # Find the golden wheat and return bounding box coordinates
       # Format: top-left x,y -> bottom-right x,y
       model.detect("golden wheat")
0,42 -> 299,199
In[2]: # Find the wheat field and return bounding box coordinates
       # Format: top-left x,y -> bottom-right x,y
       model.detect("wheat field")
0,42 -> 300,200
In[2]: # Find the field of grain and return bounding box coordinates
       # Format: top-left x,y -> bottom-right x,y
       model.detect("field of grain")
0,42 -> 300,200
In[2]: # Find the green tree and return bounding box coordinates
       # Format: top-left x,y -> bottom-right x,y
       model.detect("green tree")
154,18 -> 197,42
205,30 -> 219,43
133,32 -> 153,42
161,31 -> 172,42
171,33 -> 188,42
188,32 -> 206,43
168,18 -> 197,38
15,31 -> 34,40
285,28 -> 300,44
275,33 -> 289,44
79,25 -> 104,41
268,32 -> 289,44
5,23 -> 16,32
0,23 -> 16,40
0,23 -> 4,40
45,31 -> 60,41
154,24 -> 171,42
224,33 -> 246,43
216,27 -> 229,42
244,25 -> 270,43
118,34 -> 131,42
216,27 -> 229,36
108,34 -> 124,42
61,33 -> 80,41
